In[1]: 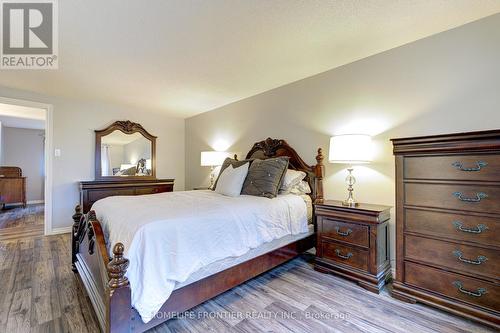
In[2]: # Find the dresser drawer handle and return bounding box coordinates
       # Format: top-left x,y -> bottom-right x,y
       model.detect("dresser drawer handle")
451,161 -> 487,172
334,226 -> 352,236
452,192 -> 487,202
452,250 -> 488,265
452,221 -> 488,234
334,249 -> 353,260
452,281 -> 487,297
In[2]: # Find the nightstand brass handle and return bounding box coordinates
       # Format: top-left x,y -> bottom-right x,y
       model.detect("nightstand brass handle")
334,249 -> 353,260
334,226 -> 352,236
452,250 -> 488,265
453,281 -> 487,297
452,192 -> 487,203
451,161 -> 487,172
452,221 -> 488,234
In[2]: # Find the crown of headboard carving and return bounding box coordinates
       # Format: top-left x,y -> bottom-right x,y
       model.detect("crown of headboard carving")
246,138 -> 312,170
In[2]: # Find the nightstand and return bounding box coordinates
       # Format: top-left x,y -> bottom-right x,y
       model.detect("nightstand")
314,200 -> 392,293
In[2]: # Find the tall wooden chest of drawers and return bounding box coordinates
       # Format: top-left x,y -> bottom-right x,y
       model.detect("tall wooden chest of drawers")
391,130 -> 500,329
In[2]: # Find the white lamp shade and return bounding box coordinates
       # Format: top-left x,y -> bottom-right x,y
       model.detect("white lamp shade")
145,159 -> 152,170
200,151 -> 231,166
329,134 -> 373,164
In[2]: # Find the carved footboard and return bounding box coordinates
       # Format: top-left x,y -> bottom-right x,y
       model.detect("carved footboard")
72,205 -> 132,332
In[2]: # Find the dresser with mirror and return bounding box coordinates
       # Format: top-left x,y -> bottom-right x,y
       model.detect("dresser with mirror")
79,120 -> 174,213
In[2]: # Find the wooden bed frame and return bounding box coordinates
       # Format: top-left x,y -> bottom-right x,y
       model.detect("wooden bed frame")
71,138 -> 325,332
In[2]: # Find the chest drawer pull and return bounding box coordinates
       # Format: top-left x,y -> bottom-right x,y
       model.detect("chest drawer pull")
334,226 -> 352,236
452,250 -> 488,265
452,192 -> 487,202
451,161 -> 487,172
334,249 -> 353,260
452,281 -> 487,297
452,221 -> 488,234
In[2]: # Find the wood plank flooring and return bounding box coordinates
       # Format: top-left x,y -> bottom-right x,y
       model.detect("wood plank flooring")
0,231 -> 496,332
0,205 -> 44,241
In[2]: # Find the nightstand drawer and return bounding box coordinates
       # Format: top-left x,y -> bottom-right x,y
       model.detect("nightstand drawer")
321,240 -> 368,271
321,218 -> 369,247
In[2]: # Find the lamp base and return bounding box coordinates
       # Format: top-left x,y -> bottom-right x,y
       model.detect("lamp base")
342,199 -> 359,207
342,167 -> 359,207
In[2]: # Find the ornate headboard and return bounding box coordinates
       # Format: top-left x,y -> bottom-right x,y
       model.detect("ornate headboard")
245,138 -> 324,203
0,166 -> 22,177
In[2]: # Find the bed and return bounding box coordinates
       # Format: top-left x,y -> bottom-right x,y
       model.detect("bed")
71,138 -> 325,332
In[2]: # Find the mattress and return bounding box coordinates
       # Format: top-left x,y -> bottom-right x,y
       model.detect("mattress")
175,224 -> 314,290
92,190 -> 309,323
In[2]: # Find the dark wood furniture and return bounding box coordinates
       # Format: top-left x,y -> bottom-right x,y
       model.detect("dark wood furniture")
79,179 -> 175,213
314,200 -> 391,293
391,130 -> 500,330
71,138 -> 324,332
95,120 -> 156,181
0,166 -> 27,208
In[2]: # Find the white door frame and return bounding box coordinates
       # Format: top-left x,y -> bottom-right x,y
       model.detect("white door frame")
0,96 -> 54,236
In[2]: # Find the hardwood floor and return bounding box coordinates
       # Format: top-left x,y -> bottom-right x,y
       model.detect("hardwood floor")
0,204 -> 44,241
0,232 -> 495,332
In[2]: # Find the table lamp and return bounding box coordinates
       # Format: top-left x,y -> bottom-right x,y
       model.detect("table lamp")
200,151 -> 232,187
329,134 -> 373,207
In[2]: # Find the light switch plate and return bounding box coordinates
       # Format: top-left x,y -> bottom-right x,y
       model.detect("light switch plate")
54,148 -> 61,157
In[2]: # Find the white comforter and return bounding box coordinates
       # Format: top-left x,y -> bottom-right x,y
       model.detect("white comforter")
92,190 -> 308,323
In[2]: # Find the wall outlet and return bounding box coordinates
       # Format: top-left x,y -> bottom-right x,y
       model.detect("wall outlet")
54,148 -> 61,157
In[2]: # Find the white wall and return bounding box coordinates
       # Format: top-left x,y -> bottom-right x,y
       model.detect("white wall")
123,137 -> 151,165
3,127 -> 45,202
185,14 -> 500,269
0,88 -> 185,231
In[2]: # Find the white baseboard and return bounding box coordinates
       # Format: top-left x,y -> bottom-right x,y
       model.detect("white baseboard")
28,200 -> 44,205
47,226 -> 72,235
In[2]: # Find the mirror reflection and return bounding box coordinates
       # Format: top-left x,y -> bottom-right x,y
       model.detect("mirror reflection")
100,130 -> 152,177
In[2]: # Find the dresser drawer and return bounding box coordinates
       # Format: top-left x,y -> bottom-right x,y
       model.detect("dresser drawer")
405,235 -> 500,280
88,189 -> 135,202
405,262 -> 500,313
405,183 -> 500,214
405,209 -> 500,247
321,240 -> 368,271
405,155 -> 500,181
320,218 -> 369,247
134,185 -> 172,195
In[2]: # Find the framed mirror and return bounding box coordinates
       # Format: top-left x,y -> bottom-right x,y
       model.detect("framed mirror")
95,120 -> 156,180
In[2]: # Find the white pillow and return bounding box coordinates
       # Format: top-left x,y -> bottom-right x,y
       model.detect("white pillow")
289,180 -> 312,195
280,169 -> 306,193
215,163 -> 249,197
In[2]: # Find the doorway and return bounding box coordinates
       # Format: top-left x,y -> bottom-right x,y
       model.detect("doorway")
0,97 -> 53,238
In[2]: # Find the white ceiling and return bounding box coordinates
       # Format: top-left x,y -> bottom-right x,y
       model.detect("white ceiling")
0,1 -> 499,118
0,103 -> 45,129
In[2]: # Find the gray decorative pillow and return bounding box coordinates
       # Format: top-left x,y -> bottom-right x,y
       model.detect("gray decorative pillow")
211,157 -> 253,190
241,157 -> 289,198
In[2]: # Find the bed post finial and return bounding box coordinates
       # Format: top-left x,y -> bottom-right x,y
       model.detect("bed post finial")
107,243 -> 132,332
108,243 -> 130,290
71,205 -> 83,271
314,147 -> 325,204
